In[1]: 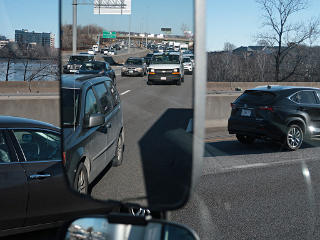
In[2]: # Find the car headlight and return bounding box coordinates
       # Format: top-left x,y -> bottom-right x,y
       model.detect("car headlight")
122,67 -> 127,71
149,68 -> 155,73
137,68 -> 143,72
173,68 -> 179,73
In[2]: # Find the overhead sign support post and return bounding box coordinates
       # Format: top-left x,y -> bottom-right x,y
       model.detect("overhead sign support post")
72,0 -> 77,55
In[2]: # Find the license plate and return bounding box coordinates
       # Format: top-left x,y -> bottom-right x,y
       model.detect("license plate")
161,77 -> 166,80
241,109 -> 251,117
129,70 -> 133,74
70,70 -> 78,73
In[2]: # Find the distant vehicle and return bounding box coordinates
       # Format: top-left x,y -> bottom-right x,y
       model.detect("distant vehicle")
92,45 -> 99,52
88,49 -> 95,55
103,48 -> 110,55
228,86 -> 320,150
61,74 -> 124,194
144,53 -> 153,66
63,54 -> 95,74
180,43 -> 189,53
182,57 -> 193,74
78,61 -> 116,85
121,57 -> 147,77
109,49 -> 117,56
147,52 -> 184,85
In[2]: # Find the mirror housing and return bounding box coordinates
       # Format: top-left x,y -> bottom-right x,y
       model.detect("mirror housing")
63,215 -> 199,240
84,114 -> 105,128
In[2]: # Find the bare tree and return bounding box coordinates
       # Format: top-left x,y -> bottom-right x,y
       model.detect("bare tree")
256,0 -> 320,81
224,42 -> 236,52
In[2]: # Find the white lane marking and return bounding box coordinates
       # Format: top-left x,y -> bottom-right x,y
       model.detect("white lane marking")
120,90 -> 131,96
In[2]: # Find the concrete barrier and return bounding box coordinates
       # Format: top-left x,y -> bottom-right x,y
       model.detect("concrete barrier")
206,93 -> 240,128
0,81 -> 59,94
207,82 -> 320,91
0,95 -> 60,127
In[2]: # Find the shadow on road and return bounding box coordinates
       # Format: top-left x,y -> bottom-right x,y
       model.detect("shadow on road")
139,108 -> 193,211
205,139 -> 320,157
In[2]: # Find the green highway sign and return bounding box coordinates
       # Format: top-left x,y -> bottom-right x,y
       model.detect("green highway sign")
103,31 -> 116,39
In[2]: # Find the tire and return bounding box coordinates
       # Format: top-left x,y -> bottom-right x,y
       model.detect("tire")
176,79 -> 181,85
74,162 -> 89,194
121,73 -> 124,77
113,133 -> 124,167
140,72 -> 144,77
236,134 -> 255,144
284,124 -> 303,151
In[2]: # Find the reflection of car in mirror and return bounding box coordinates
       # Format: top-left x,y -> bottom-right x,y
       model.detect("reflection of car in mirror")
61,74 -> 124,194
121,57 -> 147,77
147,52 -> 185,85
228,86 -> 320,150
63,54 -> 95,74
78,61 -> 116,85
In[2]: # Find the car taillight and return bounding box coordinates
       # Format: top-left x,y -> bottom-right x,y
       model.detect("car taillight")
231,103 -> 236,110
259,106 -> 274,111
62,152 -> 66,166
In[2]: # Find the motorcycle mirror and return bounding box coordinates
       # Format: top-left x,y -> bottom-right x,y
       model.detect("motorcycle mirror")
62,215 -> 199,240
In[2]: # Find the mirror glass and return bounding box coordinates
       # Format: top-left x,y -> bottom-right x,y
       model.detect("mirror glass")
61,0 -> 194,210
65,217 -> 197,240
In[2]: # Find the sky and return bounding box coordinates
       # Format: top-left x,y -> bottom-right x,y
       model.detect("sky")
0,0 -> 59,47
207,0 -> 320,51
1,0 -> 319,51
61,0 -> 194,35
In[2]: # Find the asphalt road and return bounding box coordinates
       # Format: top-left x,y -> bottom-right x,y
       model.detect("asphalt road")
90,74 -> 193,205
169,129 -> 320,239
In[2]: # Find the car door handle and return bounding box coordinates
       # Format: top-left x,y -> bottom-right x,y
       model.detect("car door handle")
106,122 -> 112,128
29,173 -> 51,180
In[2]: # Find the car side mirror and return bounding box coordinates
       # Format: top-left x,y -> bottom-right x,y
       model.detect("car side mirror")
62,215 -> 199,240
83,113 -> 105,128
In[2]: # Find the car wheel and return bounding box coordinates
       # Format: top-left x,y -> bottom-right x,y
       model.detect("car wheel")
140,72 -> 144,77
236,134 -> 255,144
176,79 -> 181,85
284,124 -> 303,151
74,162 -> 89,194
121,73 -> 124,77
113,133 -> 124,167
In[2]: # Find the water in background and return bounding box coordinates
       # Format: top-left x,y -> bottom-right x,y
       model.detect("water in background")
0,59 -> 58,81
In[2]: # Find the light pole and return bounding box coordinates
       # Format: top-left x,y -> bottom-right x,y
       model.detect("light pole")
72,0 -> 77,55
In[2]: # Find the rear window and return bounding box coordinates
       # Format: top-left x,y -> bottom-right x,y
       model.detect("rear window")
235,90 -> 276,105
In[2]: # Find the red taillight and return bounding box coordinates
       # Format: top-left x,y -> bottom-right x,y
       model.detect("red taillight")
62,152 -> 66,166
259,106 -> 274,112
231,103 -> 236,110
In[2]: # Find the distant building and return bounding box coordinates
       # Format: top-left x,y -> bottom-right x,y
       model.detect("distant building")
15,29 -> 55,48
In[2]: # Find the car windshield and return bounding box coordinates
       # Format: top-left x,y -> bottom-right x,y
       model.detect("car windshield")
151,54 -> 180,64
69,56 -> 93,63
62,88 -> 81,126
183,58 -> 191,63
126,59 -> 142,65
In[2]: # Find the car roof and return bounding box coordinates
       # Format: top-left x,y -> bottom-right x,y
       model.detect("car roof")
61,74 -> 112,89
0,116 -> 59,131
250,85 -> 320,92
